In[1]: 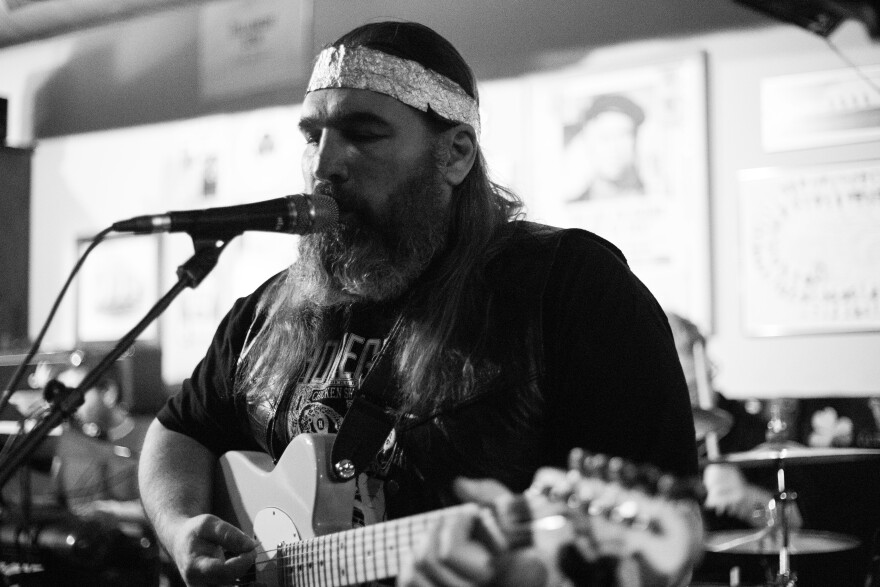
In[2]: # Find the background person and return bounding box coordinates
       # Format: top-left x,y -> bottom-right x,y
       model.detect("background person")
665,311 -> 802,529
52,356 -> 146,523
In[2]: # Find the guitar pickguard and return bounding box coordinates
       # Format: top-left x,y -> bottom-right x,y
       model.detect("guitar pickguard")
253,506 -> 300,574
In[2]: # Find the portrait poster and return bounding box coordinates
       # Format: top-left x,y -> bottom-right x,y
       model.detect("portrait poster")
761,65 -> 880,152
739,161 -> 880,336
76,234 -> 161,343
526,54 -> 711,330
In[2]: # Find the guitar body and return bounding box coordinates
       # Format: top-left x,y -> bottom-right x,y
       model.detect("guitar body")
214,433 -> 355,586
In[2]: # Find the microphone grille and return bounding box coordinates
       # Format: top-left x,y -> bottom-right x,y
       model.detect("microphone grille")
310,194 -> 339,232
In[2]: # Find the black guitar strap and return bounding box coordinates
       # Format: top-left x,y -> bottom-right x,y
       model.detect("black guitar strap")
329,313 -> 404,482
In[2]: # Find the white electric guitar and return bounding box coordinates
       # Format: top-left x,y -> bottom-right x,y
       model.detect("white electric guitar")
214,434 -> 704,587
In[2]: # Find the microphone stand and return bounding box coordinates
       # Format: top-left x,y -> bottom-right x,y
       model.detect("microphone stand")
0,235 -> 230,490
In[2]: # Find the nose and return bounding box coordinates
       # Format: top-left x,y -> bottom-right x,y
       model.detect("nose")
307,130 -> 349,185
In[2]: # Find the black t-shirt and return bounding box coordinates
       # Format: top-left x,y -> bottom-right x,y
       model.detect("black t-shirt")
158,223 -> 697,521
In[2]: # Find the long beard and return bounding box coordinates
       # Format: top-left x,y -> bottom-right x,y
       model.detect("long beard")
235,148 -> 451,401
295,157 -> 449,305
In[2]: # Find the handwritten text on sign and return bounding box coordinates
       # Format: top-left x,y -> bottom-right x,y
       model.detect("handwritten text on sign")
740,162 -> 880,335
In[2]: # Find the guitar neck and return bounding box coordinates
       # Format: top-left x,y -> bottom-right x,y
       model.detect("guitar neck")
273,504 -> 471,587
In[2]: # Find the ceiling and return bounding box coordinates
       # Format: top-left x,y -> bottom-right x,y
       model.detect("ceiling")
3,0 -> 878,55
0,0 -> 765,51
0,0 -> 209,48
4,0 -> 878,140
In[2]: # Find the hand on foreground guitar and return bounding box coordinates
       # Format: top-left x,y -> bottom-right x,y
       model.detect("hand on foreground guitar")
165,512 -> 257,586
209,433 -> 705,587
401,449 -> 706,587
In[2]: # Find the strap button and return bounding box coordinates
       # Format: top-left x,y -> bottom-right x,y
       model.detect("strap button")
334,459 -> 356,480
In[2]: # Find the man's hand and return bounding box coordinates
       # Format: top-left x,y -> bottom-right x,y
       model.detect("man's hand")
139,421 -> 257,586
397,478 -> 549,587
169,513 -> 257,586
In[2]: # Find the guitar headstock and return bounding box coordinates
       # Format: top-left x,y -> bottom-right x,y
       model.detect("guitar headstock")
515,450 -> 706,587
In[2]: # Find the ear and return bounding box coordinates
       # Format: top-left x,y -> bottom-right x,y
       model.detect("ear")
439,124 -> 477,187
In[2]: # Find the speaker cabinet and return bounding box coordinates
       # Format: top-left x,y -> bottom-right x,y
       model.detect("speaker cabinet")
71,342 -> 167,415
0,146 -> 32,351
0,342 -> 167,416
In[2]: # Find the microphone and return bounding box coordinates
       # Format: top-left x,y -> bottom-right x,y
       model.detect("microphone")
111,194 -> 338,237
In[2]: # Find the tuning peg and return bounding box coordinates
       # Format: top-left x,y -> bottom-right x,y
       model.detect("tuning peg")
581,453 -> 609,478
567,447 -> 587,472
608,458 -> 641,489
605,456 -> 625,482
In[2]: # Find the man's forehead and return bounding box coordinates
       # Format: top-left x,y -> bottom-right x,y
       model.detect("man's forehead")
301,87 -> 414,121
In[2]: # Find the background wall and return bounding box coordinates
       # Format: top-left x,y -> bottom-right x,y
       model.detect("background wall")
1,1 -> 879,398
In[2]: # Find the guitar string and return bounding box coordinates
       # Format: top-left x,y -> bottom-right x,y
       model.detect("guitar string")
251,505 -> 467,556
245,486 -> 684,587
246,514 -> 432,586
246,496 -> 658,561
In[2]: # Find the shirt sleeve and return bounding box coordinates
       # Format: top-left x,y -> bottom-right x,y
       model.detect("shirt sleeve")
540,229 -> 699,478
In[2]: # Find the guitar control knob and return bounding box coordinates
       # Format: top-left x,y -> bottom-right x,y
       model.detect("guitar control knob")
334,459 -> 356,480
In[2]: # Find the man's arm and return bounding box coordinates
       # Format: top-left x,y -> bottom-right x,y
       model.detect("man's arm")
138,418 -> 256,585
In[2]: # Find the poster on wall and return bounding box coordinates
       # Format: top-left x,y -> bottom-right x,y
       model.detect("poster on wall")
198,0 -> 312,99
76,234 -> 161,343
40,106 -> 306,386
158,106 -> 305,385
739,161 -> 880,336
761,65 -> 880,152
526,54 -> 711,330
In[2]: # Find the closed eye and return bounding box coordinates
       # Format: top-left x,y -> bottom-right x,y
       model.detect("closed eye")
299,112 -> 392,146
341,128 -> 389,143
301,129 -> 321,145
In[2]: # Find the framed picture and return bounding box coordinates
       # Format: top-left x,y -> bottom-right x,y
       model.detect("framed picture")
761,65 -> 880,152
525,53 -> 712,330
198,0 -> 313,100
76,234 -> 162,343
739,160 -> 880,336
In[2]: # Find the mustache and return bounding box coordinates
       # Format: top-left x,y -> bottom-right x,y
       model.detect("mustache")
313,184 -> 360,215
313,183 -> 383,235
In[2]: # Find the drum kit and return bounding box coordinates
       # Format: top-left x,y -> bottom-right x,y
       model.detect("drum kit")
692,405 -> 880,587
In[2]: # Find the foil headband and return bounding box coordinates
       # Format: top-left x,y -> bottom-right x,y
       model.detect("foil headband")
307,45 -> 481,136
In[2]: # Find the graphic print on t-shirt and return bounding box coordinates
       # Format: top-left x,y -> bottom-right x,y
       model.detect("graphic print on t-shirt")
284,329 -> 401,527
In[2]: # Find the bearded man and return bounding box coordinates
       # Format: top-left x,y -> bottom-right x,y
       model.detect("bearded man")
138,20 -> 699,587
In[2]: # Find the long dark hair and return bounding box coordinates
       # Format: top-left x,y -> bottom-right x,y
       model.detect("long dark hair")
333,22 -> 523,415
237,22 -> 523,416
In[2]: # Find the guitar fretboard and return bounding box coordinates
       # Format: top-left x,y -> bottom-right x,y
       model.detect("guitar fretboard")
274,504 -> 471,587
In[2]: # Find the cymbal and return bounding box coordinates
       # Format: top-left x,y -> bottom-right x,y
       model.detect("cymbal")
705,529 -> 860,555
693,407 -> 733,440
707,442 -> 880,467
